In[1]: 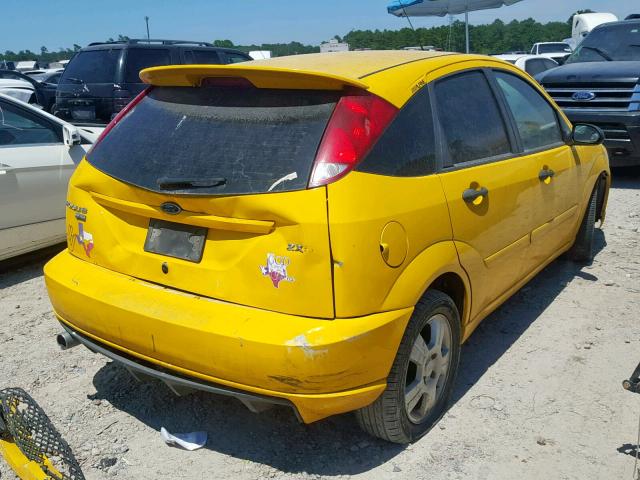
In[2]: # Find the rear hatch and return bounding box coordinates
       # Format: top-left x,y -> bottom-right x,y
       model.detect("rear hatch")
56,48 -> 122,123
69,74 -> 354,318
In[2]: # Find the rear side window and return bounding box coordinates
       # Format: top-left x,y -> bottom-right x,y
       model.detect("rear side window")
61,50 -> 119,84
125,49 -> 171,83
226,53 -> 251,64
435,70 -> 511,165
358,87 -> 435,177
495,71 -> 562,151
184,50 -> 222,64
524,59 -> 548,77
87,87 -> 340,195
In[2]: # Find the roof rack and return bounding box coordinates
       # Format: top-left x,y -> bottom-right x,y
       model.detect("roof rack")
87,39 -> 214,47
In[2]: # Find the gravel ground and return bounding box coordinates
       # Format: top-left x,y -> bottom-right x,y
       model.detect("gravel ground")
1,172 -> 639,480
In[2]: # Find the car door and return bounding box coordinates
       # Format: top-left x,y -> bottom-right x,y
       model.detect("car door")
492,70 -> 581,269
432,69 -> 541,322
0,99 -> 76,255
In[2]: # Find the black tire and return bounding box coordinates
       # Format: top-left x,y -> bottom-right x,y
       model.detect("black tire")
568,183 -> 599,263
356,290 -> 461,443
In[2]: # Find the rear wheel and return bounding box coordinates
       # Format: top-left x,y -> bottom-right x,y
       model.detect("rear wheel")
567,183 -> 599,263
356,290 -> 461,443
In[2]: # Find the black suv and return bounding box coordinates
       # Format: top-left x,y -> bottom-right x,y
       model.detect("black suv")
537,19 -> 640,168
54,39 -> 252,124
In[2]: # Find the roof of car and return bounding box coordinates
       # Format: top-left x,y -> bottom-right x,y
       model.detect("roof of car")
141,51 -> 518,107
246,50 -> 454,79
81,40 -> 248,55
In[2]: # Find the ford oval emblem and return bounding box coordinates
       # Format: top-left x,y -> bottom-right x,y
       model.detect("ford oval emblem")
160,202 -> 182,215
572,91 -> 596,101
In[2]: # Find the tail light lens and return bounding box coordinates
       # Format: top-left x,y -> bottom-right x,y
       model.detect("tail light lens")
309,92 -> 397,187
88,87 -> 152,153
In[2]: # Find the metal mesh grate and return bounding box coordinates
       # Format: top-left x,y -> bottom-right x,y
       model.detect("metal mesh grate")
0,388 -> 85,480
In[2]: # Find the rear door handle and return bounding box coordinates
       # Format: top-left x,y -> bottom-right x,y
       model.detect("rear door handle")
462,187 -> 488,203
538,169 -> 555,181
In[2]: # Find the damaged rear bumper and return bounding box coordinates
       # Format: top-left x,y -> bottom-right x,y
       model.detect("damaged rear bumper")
44,250 -> 413,423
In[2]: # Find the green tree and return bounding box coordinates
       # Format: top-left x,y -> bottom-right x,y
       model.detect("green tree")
213,39 -> 235,48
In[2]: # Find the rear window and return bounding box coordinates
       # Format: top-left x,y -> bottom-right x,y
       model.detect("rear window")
86,86 -> 339,195
60,49 -> 119,84
125,49 -> 172,83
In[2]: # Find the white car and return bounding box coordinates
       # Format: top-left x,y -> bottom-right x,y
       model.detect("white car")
0,93 -> 104,261
0,79 -> 35,103
493,54 -> 559,77
530,42 -> 573,63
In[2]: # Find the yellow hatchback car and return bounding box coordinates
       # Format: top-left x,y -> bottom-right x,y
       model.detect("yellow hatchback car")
45,51 -> 610,443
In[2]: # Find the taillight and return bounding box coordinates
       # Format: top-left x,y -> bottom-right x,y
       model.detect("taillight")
309,92 -> 397,187
113,88 -> 132,113
88,87 -> 152,153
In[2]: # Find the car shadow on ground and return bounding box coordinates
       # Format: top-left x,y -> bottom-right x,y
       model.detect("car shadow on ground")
0,243 -> 65,288
90,231 -> 606,476
611,166 -> 640,190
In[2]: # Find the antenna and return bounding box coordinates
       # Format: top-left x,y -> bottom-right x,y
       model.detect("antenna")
399,1 -> 423,50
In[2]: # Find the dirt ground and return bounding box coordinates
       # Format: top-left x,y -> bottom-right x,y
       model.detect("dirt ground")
1,172 -> 639,480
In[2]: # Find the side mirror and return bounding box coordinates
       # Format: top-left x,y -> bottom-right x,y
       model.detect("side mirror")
62,124 -> 81,147
570,123 -> 605,146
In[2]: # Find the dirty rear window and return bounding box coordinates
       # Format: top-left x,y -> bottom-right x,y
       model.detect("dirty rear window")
86,86 -> 339,195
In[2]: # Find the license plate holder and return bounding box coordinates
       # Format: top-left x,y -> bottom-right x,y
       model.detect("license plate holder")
144,219 -> 207,263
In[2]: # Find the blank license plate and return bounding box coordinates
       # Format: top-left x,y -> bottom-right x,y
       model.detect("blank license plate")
144,219 -> 207,263
70,107 -> 96,120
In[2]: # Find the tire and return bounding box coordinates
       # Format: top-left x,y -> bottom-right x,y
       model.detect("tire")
356,290 -> 461,443
567,182 -> 598,263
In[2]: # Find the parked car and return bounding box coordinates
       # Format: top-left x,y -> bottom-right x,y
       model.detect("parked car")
530,42 -> 573,63
45,51 -> 610,444
0,69 -> 54,109
493,54 -> 558,77
14,61 -> 41,72
0,93 -> 103,261
538,18 -> 640,167
0,79 -> 35,103
54,39 -> 252,124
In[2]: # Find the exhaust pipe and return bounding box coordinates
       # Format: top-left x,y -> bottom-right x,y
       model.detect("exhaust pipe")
56,331 -> 79,350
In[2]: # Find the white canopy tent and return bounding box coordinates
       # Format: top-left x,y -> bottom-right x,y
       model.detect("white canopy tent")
387,0 -> 524,53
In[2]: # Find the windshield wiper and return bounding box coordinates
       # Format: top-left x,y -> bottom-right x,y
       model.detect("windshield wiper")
157,177 -> 227,190
580,46 -> 613,61
66,77 -> 85,84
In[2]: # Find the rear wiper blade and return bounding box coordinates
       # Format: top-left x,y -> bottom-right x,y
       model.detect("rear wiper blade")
157,177 -> 227,190
66,77 -> 85,84
580,46 -> 613,61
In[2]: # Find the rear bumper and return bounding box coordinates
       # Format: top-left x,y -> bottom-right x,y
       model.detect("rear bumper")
564,109 -> 640,167
44,251 -> 412,423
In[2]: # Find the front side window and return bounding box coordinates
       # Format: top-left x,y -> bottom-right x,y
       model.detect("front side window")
495,71 -> 562,151
358,86 -> 436,177
0,101 -> 60,146
434,70 -> 511,165
125,49 -> 171,83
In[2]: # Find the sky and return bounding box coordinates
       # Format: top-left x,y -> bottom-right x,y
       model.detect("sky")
0,0 -> 635,53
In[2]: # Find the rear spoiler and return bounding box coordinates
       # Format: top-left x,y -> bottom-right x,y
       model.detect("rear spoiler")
139,64 -> 369,91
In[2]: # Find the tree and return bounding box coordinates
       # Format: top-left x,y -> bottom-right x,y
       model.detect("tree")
568,9 -> 595,25
213,40 -> 235,48
40,46 -> 48,55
